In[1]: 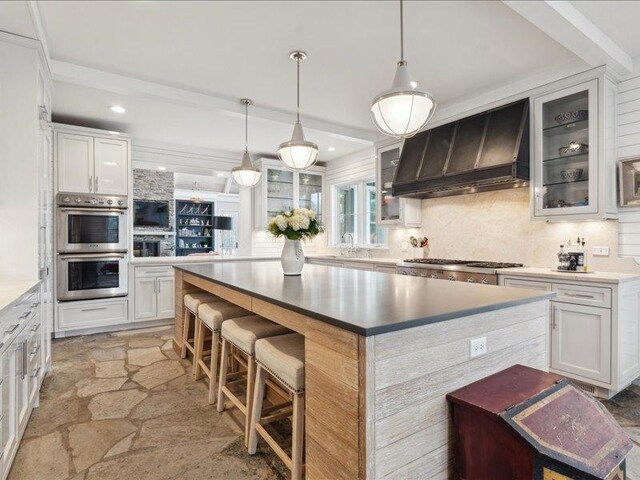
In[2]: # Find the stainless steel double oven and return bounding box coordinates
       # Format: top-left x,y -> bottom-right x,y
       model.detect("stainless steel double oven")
56,193 -> 129,301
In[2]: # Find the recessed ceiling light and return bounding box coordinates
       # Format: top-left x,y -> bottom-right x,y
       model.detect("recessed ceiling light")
109,105 -> 126,114
108,131 -> 120,135
157,166 -> 166,171
216,172 -> 226,177
328,147 -> 336,152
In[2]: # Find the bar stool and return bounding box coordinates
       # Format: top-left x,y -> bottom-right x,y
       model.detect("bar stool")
193,300 -> 253,403
181,292 -> 216,360
248,333 -> 305,480
217,316 -> 290,445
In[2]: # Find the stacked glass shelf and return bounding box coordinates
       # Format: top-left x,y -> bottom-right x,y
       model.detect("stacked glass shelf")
175,200 -> 214,256
266,168 -> 294,218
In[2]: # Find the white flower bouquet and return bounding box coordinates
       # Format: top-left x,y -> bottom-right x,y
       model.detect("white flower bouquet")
267,208 -> 321,241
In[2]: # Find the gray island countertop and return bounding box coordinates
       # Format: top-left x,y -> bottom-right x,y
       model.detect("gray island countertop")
175,261 -> 554,336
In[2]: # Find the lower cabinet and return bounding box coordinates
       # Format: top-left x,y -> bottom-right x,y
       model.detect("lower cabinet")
306,258 -> 398,273
134,267 -> 175,322
57,298 -> 128,332
551,302 -> 611,384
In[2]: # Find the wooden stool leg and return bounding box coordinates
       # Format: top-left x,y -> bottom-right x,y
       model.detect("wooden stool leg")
193,318 -> 205,378
247,365 -> 267,455
216,338 -> 229,412
208,331 -> 220,404
180,307 -> 190,358
244,356 -> 256,447
291,392 -> 305,480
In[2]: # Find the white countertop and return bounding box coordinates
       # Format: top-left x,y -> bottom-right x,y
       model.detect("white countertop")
499,267 -> 640,284
0,280 -> 40,313
130,255 -> 278,265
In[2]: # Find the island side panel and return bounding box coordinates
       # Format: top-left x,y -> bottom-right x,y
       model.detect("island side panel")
368,300 -> 549,479
304,317 -> 364,480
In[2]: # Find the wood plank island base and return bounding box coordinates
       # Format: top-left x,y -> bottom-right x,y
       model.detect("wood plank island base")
172,261 -> 554,479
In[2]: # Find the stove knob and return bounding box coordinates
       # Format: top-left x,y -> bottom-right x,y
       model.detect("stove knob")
107,199 -> 113,205
448,275 -> 456,281
75,197 -> 82,204
419,272 -> 428,278
481,278 -> 489,285
90,198 -> 98,205
410,271 -> 418,276
430,274 -> 438,279
399,271 -> 408,275
63,196 -> 70,203
117,200 -> 124,206
467,277 -> 476,283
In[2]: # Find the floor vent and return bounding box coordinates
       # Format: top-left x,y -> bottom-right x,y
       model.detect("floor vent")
575,381 -> 596,395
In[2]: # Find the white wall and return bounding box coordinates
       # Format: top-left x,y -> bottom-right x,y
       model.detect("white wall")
0,38 -> 42,280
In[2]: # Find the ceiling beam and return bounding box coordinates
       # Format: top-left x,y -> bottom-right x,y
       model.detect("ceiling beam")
50,60 -> 377,145
503,0 -> 633,76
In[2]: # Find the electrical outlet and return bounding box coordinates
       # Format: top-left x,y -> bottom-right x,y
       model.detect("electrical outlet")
470,337 -> 487,358
592,246 -> 610,257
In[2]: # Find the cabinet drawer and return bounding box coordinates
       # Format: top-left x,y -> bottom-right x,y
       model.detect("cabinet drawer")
58,298 -> 128,330
342,262 -> 374,271
502,277 -> 552,291
552,283 -> 611,308
135,266 -> 174,278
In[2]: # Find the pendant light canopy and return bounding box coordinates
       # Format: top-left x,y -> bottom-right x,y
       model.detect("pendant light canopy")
278,51 -> 319,171
232,98 -> 262,187
371,0 -> 435,138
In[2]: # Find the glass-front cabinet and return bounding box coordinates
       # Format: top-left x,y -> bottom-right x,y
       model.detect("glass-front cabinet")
376,141 -> 422,227
254,159 -> 325,230
531,74 -> 617,221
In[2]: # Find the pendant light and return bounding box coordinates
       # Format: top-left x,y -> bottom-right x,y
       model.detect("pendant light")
371,0 -> 435,138
278,51 -> 319,170
232,98 -> 262,187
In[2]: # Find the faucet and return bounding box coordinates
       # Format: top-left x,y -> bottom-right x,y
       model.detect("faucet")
341,233 -> 359,257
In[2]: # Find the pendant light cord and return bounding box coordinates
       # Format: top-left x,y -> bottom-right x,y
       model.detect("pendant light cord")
400,0 -> 404,61
296,56 -> 301,122
245,101 -> 249,149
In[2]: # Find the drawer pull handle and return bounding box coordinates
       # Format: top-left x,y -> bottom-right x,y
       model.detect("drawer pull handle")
31,367 -> 41,378
81,307 -> 108,312
31,345 -> 41,356
6,324 -> 19,334
18,310 -> 32,319
31,323 -> 41,333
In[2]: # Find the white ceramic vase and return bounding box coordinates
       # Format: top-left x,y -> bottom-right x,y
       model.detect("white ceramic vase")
281,238 -> 305,276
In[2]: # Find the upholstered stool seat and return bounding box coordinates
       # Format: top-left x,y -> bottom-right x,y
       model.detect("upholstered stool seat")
193,300 -> 253,403
255,333 -> 305,393
181,292 -> 217,359
217,315 -> 290,445
249,333 -> 306,480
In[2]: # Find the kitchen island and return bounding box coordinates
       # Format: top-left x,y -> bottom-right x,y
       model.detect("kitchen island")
173,261 -> 554,479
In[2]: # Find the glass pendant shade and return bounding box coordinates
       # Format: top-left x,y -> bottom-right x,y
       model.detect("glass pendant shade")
371,61 -> 435,138
278,121 -> 318,170
232,149 -> 262,187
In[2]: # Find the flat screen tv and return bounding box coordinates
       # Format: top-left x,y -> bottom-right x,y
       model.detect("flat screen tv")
133,201 -> 170,228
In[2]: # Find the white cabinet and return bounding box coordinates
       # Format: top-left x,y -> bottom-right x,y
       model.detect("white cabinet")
57,298 -> 129,332
133,267 -> 175,322
551,302 -> 611,384
375,141 -> 421,227
254,159 -> 325,230
56,128 -> 130,196
531,73 -> 618,221
500,274 -> 640,398
94,137 -> 129,195
0,349 -> 14,473
57,133 -> 94,194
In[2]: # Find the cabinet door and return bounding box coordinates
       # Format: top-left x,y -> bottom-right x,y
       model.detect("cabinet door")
0,349 -> 14,474
377,144 -> 402,224
94,138 -> 128,195
551,302 -> 611,383
134,277 -> 157,321
533,80 -> 598,218
156,276 -> 175,319
265,167 -> 294,221
297,172 -> 323,224
15,339 -> 29,434
57,133 -> 94,193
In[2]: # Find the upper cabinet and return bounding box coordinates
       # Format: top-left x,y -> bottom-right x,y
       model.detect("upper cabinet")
254,159 -> 325,230
376,141 -> 421,227
531,74 -> 618,221
56,127 -> 130,196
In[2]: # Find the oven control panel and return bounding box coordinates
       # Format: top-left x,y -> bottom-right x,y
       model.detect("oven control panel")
57,193 -> 127,208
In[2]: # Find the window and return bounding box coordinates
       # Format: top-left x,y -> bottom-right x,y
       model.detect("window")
333,180 -> 387,247
336,184 -> 358,244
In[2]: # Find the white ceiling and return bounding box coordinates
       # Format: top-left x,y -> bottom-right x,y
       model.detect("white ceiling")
174,172 -> 238,195
572,1 -> 640,59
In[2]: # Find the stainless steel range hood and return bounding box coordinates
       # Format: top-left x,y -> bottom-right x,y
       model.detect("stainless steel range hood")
392,99 -> 529,198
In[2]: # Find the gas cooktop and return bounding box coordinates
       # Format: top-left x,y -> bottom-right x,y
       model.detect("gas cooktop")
403,258 -> 523,269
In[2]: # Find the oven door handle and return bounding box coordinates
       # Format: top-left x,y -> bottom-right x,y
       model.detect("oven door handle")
58,253 -> 127,261
59,207 -> 126,214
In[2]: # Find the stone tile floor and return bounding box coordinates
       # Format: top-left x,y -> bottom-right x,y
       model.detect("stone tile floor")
8,325 -> 289,480
7,324 -> 640,479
